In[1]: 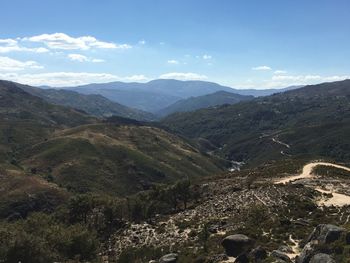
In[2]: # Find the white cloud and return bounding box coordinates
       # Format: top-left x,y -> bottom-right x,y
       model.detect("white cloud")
252,65 -> 272,71
0,72 -> 149,87
274,70 -> 287,74
167,60 -> 179,64
159,72 -> 208,81
138,39 -> 146,45
68,54 -> 105,63
0,56 -> 43,71
0,38 -> 49,53
24,33 -> 131,50
202,54 -> 212,60
68,54 -> 89,62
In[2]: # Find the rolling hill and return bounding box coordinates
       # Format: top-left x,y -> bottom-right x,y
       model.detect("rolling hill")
157,90 -> 253,117
18,122 -> 226,196
17,84 -> 155,121
161,80 -> 350,166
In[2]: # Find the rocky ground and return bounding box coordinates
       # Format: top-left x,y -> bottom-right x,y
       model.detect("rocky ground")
104,162 -> 350,263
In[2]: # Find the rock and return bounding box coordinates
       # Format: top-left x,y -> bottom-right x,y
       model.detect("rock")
296,242 -> 316,263
310,253 -> 335,263
208,253 -> 228,262
249,246 -> 267,262
305,224 -> 345,244
297,224 -> 347,263
234,253 -> 249,263
271,250 -> 292,263
149,261 -> 158,263
159,253 -> 178,263
222,234 -> 255,257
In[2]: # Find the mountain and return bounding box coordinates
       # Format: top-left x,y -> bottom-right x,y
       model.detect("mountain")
17,84 -> 155,121
0,80 -> 225,198
0,80 -> 95,162
157,90 -> 253,117
64,79 -> 301,113
65,79 -> 238,113
161,80 -> 350,166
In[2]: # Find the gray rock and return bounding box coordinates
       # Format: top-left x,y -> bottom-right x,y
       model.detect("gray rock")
296,242 -> 316,263
310,253 -> 335,263
271,250 -> 292,263
159,253 -> 178,263
249,246 -> 267,262
306,224 -> 345,244
221,234 -> 255,257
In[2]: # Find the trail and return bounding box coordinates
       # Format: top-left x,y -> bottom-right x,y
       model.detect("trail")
275,162 -> 350,207
275,162 -> 350,184
272,137 -> 290,149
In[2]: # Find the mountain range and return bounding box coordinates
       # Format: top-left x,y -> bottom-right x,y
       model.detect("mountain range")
63,79 -> 301,113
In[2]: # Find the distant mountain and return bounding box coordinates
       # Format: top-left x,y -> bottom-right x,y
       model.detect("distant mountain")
157,90 -> 253,117
18,84 -> 155,121
162,80 -> 350,166
63,79 -> 301,113
65,79 -> 237,113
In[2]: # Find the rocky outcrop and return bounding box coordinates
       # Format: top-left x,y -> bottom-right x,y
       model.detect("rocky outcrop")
222,234 -> 255,257
305,224 -> 345,244
297,224 -> 348,263
249,246 -> 267,262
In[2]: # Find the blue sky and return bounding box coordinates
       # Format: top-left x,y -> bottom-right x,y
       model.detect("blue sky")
0,0 -> 349,88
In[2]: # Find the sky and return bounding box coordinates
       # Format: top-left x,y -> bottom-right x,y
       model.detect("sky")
0,0 -> 350,89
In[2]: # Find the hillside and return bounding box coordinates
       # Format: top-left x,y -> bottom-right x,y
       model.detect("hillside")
0,80 -> 95,163
18,84 -> 155,121
18,123 -> 226,196
161,80 -> 350,166
157,91 -> 253,117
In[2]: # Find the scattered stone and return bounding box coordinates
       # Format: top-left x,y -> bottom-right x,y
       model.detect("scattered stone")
249,246 -> 267,262
222,234 -> 255,257
310,253 -> 335,263
159,253 -> 178,263
271,250 -> 292,263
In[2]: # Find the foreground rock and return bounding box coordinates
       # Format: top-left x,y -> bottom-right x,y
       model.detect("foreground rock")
297,224 -> 348,263
222,234 -> 255,257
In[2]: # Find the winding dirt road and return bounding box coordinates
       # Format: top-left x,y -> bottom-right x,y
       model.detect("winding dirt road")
275,162 -> 350,206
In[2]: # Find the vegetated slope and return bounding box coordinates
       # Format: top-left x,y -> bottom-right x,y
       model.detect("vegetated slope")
65,79 -> 237,113
19,122 -> 226,196
0,80 -> 95,163
161,80 -> 350,166
18,84 -> 155,121
156,91 -> 254,117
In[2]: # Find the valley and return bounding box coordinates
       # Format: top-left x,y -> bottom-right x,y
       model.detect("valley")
0,78 -> 349,263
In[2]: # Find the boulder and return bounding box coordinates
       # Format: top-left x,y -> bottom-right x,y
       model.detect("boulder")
222,234 -> 255,257
159,253 -> 178,263
296,242 -> 316,263
271,250 -> 292,263
249,246 -> 267,262
310,253 -> 335,263
305,224 -> 345,244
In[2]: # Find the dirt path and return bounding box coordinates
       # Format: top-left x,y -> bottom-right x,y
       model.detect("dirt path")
275,162 -> 350,206
275,162 -> 350,184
